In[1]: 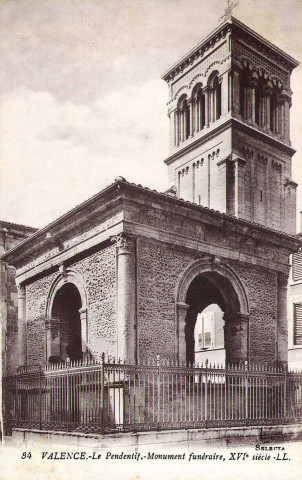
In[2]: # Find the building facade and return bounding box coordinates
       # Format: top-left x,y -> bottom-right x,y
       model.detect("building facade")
0,221 -> 37,374
2,17 -> 301,375
288,246 -> 302,369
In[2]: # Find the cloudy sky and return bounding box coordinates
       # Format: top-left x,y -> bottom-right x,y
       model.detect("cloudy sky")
1,0 -> 302,228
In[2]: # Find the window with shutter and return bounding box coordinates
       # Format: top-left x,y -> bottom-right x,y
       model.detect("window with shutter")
294,303 -> 302,346
292,252 -> 302,282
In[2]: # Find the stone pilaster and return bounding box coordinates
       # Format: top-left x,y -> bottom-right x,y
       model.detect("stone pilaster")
221,71 -> 229,116
204,87 -> 210,127
17,284 -> 27,367
189,98 -> 194,137
233,157 -> 246,219
277,272 -> 289,366
174,109 -> 179,147
111,233 -> 136,363
79,307 -> 88,354
284,99 -> 291,140
224,313 -> 249,364
177,302 -> 190,364
217,157 -> 233,214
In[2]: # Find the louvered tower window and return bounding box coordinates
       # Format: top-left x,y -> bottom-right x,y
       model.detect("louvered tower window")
292,251 -> 302,282
294,303 -> 302,346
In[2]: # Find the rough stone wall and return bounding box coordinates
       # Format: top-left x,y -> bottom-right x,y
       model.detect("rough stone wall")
230,261 -> 277,365
72,244 -> 116,358
137,240 -> 197,361
137,239 -> 278,365
25,244 -> 117,366
26,271 -> 57,366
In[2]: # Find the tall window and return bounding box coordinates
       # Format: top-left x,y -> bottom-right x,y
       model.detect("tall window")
292,251 -> 302,282
294,303 -> 302,346
177,96 -> 190,144
270,94 -> 279,133
255,88 -> 260,125
213,77 -> 221,121
207,73 -> 221,124
195,87 -> 205,132
239,77 -> 246,118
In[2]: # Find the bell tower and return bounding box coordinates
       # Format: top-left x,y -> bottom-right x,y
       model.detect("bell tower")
162,17 -> 298,234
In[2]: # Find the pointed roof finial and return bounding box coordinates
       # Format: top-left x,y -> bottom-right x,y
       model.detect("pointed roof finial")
220,0 -> 239,22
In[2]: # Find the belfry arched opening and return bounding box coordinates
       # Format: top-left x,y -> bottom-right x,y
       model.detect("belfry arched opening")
185,271 -> 248,366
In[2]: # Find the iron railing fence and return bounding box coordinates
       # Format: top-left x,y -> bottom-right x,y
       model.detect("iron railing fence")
3,356 -> 302,435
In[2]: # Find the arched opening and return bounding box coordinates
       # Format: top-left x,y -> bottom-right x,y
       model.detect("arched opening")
208,72 -> 221,123
177,95 -> 190,143
181,268 -> 248,366
48,282 -> 83,362
193,84 -> 205,132
213,76 -> 221,121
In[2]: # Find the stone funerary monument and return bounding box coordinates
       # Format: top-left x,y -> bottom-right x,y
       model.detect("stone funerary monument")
3,16 -> 301,373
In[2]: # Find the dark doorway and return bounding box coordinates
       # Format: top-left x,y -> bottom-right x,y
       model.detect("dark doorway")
51,283 -> 82,362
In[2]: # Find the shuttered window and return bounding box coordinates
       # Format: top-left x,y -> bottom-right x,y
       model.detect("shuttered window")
292,252 -> 302,282
294,303 -> 302,345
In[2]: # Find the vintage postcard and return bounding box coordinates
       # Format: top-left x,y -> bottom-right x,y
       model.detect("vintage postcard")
0,1 -> 302,479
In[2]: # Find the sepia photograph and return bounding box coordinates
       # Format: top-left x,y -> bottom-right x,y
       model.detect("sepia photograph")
0,0 -> 302,479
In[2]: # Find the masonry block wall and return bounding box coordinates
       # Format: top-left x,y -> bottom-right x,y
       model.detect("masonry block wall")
136,240 -> 198,361
25,244 -> 117,367
136,239 -> 277,365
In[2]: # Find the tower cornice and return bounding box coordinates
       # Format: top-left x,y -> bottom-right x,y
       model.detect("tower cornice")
161,17 -> 299,84
164,118 -> 296,166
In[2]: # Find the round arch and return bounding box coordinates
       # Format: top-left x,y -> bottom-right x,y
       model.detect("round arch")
176,257 -> 249,314
205,68 -> 221,87
175,257 -> 250,365
46,268 -> 88,318
45,268 -> 88,363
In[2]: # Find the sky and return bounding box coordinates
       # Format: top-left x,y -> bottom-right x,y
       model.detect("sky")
0,0 -> 302,229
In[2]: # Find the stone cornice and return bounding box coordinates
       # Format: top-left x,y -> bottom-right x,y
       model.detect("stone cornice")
1,187 -> 123,267
117,190 -> 301,252
164,117 -> 296,166
122,220 -> 292,275
161,17 -> 298,84
232,117 -> 296,156
3,178 -> 302,276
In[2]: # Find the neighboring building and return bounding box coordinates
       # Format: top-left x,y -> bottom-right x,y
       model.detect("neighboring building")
194,304 -> 225,366
288,235 -> 302,370
2,17 -> 301,376
0,221 -> 37,375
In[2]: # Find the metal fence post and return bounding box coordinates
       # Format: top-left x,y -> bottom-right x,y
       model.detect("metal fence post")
157,355 -> 161,431
100,352 -> 105,433
283,365 -> 287,420
245,360 -> 249,426
66,357 -> 70,432
39,371 -> 42,430
205,359 -> 208,428
15,376 -> 19,425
